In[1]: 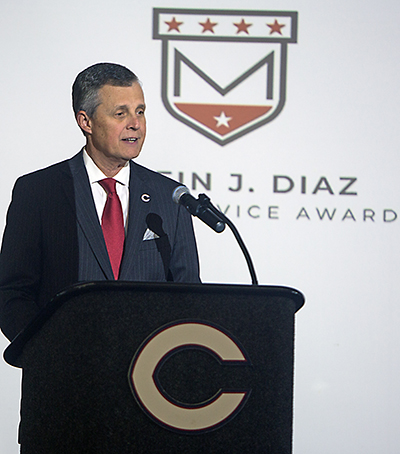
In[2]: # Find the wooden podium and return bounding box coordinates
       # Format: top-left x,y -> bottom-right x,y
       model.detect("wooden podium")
4,282 -> 304,454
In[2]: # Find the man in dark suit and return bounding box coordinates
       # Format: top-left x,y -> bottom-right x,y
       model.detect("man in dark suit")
0,63 -> 200,341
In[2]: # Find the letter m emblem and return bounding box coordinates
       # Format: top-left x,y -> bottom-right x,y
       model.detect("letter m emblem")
153,8 -> 298,145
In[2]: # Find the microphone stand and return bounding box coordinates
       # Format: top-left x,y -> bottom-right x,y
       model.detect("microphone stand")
198,194 -> 259,286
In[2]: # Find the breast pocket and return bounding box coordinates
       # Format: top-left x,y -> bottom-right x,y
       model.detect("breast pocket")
138,235 -> 172,280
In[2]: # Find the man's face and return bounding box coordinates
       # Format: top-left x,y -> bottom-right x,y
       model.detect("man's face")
82,83 -> 146,175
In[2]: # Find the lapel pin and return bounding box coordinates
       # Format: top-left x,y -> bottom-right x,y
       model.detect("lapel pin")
141,193 -> 151,203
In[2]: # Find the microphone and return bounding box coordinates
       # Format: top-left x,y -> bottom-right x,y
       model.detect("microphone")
172,186 -> 225,233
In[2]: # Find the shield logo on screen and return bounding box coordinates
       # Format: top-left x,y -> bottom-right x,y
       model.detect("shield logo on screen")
153,8 -> 298,146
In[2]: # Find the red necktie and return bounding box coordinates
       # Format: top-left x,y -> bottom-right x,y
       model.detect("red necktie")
99,178 -> 125,279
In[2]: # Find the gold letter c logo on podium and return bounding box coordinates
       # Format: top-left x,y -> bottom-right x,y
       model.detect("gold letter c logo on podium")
129,321 -> 251,433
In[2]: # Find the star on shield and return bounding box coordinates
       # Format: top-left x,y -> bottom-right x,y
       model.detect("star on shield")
214,111 -> 232,128
234,19 -> 252,34
165,17 -> 183,32
267,19 -> 286,35
200,18 -> 218,33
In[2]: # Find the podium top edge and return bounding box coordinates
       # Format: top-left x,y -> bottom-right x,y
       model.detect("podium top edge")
53,281 -> 305,313
4,281 -> 304,367
57,280 -> 304,298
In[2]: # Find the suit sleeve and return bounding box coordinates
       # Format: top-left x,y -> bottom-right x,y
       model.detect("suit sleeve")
0,177 -> 42,341
169,204 -> 201,283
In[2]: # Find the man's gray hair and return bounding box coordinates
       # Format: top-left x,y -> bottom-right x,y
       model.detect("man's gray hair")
72,62 -> 139,118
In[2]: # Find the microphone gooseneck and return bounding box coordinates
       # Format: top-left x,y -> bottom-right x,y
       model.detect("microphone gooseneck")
172,186 -> 258,285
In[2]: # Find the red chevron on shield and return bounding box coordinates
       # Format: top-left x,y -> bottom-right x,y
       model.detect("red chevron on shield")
153,8 -> 298,146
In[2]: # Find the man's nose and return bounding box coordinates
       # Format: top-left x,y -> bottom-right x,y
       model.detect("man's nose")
127,115 -> 140,130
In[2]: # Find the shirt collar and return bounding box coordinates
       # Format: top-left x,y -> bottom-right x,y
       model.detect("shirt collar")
83,148 -> 130,187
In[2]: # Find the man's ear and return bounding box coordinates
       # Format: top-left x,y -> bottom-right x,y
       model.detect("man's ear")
76,111 -> 92,135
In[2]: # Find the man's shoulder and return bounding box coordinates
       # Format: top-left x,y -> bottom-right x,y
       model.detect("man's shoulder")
130,161 -> 180,190
15,153 -> 80,185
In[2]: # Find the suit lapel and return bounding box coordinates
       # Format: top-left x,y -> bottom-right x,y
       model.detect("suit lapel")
119,161 -> 154,280
68,151 -> 114,280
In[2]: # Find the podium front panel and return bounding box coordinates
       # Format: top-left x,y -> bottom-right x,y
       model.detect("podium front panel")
13,282 -> 304,454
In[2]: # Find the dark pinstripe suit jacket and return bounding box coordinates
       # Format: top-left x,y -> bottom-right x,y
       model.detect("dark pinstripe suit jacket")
0,151 -> 200,340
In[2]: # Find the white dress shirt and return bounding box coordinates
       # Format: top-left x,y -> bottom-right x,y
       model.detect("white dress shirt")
83,149 -> 130,231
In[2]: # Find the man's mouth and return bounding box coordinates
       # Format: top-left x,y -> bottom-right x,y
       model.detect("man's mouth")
122,138 -> 138,143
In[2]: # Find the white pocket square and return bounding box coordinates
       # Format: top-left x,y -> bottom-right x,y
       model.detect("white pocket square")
142,228 -> 160,241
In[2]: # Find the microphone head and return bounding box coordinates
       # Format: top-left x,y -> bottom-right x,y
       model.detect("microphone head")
172,185 -> 190,204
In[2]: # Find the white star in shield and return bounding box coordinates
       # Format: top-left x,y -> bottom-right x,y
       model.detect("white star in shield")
213,111 -> 232,128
